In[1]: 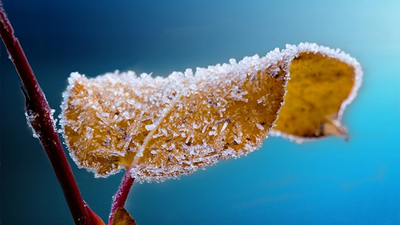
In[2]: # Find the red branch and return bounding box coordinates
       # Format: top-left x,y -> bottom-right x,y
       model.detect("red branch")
108,169 -> 135,225
0,5 -> 101,225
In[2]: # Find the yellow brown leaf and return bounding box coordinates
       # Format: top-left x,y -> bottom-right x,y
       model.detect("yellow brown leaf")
272,43 -> 362,142
60,43 -> 362,182
112,208 -> 137,225
61,53 -> 288,182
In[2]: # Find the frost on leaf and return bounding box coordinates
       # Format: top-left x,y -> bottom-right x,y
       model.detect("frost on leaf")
60,52 -> 287,182
60,43 -> 362,182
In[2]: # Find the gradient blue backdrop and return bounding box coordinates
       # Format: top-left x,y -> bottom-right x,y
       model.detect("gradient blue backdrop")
1,0 -> 399,224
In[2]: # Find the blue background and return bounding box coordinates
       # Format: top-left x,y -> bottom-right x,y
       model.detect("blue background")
1,0 -> 399,224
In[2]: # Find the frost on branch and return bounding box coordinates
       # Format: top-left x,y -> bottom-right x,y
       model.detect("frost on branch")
59,43 -> 362,182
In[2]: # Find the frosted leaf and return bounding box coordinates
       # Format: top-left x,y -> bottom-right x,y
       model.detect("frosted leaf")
60,50 -> 287,181
59,43 -> 361,182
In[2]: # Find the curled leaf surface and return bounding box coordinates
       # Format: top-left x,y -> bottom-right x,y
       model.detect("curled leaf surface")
271,43 -> 363,142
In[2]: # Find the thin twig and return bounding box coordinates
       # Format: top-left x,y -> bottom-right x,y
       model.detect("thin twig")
0,5 -> 101,225
108,169 -> 135,225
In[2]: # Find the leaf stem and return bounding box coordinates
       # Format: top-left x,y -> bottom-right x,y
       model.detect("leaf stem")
0,4 -> 100,225
108,169 -> 135,225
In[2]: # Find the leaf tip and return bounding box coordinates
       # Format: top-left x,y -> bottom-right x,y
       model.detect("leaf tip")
318,116 -> 348,140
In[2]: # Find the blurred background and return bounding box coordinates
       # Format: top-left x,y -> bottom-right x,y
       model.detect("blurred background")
1,0 -> 399,224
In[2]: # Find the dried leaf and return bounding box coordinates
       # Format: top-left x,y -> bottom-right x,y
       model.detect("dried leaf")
112,208 -> 137,225
60,52 -> 287,182
271,43 -> 362,142
60,43 -> 362,182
